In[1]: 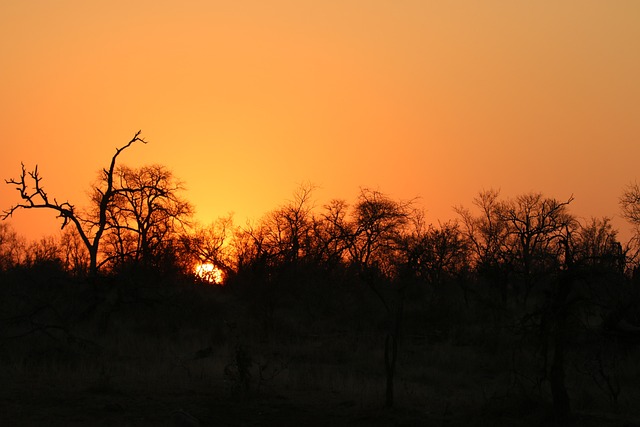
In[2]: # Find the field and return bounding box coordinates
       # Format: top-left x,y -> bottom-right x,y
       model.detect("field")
2,267 -> 640,426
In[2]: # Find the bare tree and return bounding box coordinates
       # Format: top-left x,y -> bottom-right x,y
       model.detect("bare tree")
619,182 -> 640,263
2,131 -> 147,277
232,220 -> 269,274
59,228 -> 91,276
573,217 -> 624,273
620,182 -> 640,227
345,188 -> 414,408
404,220 -> 469,286
455,189 -> 512,304
458,190 -> 579,420
24,236 -> 62,267
498,192 -> 575,304
309,199 -> 351,267
96,164 -> 193,270
231,184 -> 317,281
0,223 -> 26,270
347,189 -> 413,277
261,183 -> 316,270
181,215 -> 235,277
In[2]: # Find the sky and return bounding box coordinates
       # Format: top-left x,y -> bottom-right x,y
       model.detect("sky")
1,1 -> 639,242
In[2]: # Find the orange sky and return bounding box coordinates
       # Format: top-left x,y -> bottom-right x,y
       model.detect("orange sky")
2,1 -> 640,242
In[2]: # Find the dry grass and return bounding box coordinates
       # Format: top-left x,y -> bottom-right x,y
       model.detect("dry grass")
3,273 -> 640,426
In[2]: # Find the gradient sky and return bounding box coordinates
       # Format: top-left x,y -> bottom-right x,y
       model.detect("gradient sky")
2,1 -> 639,242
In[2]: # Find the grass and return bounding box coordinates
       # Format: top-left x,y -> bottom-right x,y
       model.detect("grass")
4,328 -> 640,426
3,272 -> 640,426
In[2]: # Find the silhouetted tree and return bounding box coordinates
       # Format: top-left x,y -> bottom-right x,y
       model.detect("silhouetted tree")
456,189 -> 511,305
232,220 -> 268,275
261,184 -> 315,272
96,164 -> 193,270
309,199 -> 351,267
458,190 -> 580,419
0,223 -> 25,270
573,217 -> 624,274
404,219 -> 469,286
535,216 -> 624,421
619,182 -> 640,264
230,184 -> 320,289
59,228 -> 91,276
620,182 -> 640,228
2,131 -> 147,277
24,236 -> 62,268
345,188 -> 414,408
498,192 -> 575,305
566,217 -> 628,410
181,215 -> 236,277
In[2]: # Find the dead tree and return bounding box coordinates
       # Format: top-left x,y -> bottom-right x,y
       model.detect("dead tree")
2,131 -> 147,278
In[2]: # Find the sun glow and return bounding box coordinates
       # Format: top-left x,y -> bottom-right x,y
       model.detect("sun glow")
195,263 -> 224,285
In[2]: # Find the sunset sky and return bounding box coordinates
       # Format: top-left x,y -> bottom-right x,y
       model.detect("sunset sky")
1,1 -> 639,242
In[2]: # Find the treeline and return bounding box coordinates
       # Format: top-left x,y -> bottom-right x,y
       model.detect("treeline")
1,182 -> 636,291
3,133 -> 640,422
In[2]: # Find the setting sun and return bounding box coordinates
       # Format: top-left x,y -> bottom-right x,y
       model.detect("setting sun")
195,263 -> 224,285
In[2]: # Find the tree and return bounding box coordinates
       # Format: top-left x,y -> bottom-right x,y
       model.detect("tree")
231,184 -> 318,286
59,228 -> 91,276
96,164 -> 193,270
345,188 -> 414,408
620,182 -> 640,228
572,217 -> 624,274
2,131 -> 146,278
181,215 -> 235,278
261,184 -> 315,271
497,192 -> 575,305
532,216 -> 622,421
310,199 -> 351,267
24,236 -> 62,268
500,193 -> 575,420
0,223 -> 26,270
455,189 -> 511,304
346,189 -> 413,278
232,220 -> 268,275
619,182 -> 640,262
458,190 -> 578,419
404,220 -> 469,286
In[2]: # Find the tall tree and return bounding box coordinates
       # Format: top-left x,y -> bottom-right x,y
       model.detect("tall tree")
498,192 -> 575,304
97,164 -> 193,269
261,184 -> 315,270
456,189 -> 511,304
2,131 -> 146,277
346,188 -> 414,408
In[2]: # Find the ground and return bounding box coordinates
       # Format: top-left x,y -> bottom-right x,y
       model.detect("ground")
2,376 -> 640,427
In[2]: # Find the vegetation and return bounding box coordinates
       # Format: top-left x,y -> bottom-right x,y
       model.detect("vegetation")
2,133 -> 640,425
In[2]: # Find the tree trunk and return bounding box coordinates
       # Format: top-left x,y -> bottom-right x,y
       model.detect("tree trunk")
88,249 -> 98,280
